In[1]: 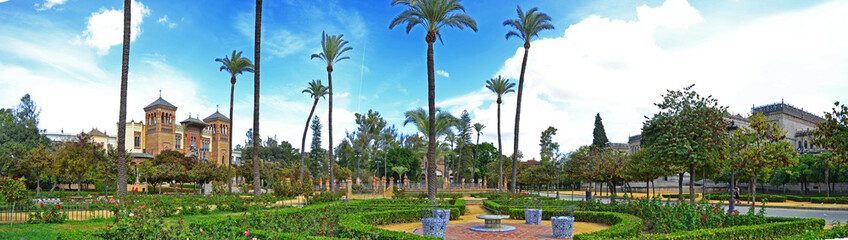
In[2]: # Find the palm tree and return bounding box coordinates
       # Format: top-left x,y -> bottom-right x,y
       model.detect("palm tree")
390,0 -> 477,201
472,123 -> 485,183
444,132 -> 456,185
116,0 -> 131,199
504,6 -> 554,192
215,50 -> 254,193
252,0 -> 263,197
311,31 -> 352,191
299,80 -> 328,181
486,75 -> 515,192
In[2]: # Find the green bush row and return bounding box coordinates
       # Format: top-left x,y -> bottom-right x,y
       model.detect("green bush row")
640,217 -> 825,240
572,211 -> 643,240
338,209 -> 444,240
708,194 -> 788,202
780,223 -> 848,240
660,193 -> 699,199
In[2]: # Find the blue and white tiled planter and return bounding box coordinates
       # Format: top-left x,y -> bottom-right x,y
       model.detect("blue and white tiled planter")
421,217 -> 448,238
525,209 -> 542,225
551,216 -> 574,239
432,209 -> 451,221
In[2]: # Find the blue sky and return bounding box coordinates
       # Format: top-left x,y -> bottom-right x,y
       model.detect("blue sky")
1,0 -> 846,160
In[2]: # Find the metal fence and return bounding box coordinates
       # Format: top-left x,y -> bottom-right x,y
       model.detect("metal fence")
0,202 -> 113,224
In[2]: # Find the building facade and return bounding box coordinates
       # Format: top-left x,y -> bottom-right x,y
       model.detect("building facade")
140,96 -> 231,166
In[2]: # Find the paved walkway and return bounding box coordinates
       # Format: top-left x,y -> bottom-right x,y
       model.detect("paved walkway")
413,222 -> 563,240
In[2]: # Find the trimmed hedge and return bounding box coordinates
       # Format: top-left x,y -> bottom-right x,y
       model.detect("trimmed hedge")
338,209 -> 442,240
780,223 -> 848,240
661,193 -> 699,199
573,211 -> 643,240
708,194 -> 788,202
640,217 -> 825,240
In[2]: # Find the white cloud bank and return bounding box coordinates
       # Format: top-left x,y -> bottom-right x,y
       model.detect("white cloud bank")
436,70 -> 450,78
79,0 -> 150,55
35,0 -> 67,11
439,0 -> 848,160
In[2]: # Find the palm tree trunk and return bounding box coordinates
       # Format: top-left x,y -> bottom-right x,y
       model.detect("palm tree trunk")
497,103 -> 503,192
300,99 -> 319,182
327,70 -> 334,191
116,0 -> 131,199
228,82 -> 235,193
474,133 -> 479,183
426,38 -> 437,202
511,45 -> 530,193
252,0 -> 262,197
825,163 -> 830,197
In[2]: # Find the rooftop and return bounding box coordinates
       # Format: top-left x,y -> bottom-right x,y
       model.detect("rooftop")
144,97 -> 178,110
204,111 -> 229,121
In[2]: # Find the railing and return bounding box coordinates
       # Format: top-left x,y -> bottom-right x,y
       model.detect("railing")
0,202 -> 112,224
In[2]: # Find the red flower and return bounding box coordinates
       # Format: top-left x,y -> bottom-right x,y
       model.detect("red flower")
321,217 -> 326,221
57,205 -> 62,209
50,209 -> 54,213
323,208 -> 327,212
13,177 -> 18,180
40,203 -> 44,206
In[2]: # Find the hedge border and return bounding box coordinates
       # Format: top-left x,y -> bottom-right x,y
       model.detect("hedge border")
640,217 -> 825,240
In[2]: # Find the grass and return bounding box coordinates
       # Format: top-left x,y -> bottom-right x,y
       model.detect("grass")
0,210 -> 248,239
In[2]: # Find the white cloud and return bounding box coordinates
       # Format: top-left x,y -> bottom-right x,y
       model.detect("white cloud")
436,70 -> 450,78
80,0 -> 151,55
0,0 -> 11,3
438,0 -> 848,160
35,0 -> 67,11
157,15 -> 176,29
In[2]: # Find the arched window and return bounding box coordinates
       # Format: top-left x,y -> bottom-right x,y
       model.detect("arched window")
798,141 -> 803,149
804,141 -> 808,149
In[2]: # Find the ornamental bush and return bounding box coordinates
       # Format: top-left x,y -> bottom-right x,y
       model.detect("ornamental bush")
27,202 -> 68,224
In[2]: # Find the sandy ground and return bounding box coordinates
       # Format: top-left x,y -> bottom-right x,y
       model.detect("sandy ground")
377,204 -> 610,234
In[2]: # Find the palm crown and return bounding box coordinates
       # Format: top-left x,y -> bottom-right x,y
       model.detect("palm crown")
389,0 -> 478,43
310,31 -> 352,72
403,108 -> 457,139
503,6 -> 554,47
215,50 -> 255,84
474,123 -> 485,134
302,80 -> 329,100
486,75 -> 516,104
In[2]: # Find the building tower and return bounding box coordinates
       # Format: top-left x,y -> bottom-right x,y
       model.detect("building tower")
204,109 -> 230,166
143,96 -> 178,155
180,115 -> 208,160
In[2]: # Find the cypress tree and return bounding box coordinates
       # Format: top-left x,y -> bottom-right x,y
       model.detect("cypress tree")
592,113 -> 609,150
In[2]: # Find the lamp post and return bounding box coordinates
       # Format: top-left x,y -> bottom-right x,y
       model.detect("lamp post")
727,121 -> 738,214
555,160 -> 561,199
355,149 -> 362,185
375,156 -> 382,179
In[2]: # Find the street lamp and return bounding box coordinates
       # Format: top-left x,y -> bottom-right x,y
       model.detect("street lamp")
555,160 -> 561,199
727,120 -> 739,214
355,149 -> 362,184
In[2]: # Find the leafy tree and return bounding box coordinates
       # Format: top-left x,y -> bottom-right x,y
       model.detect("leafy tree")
539,126 -> 559,164
188,160 -> 223,194
217,50 -> 255,194
565,146 -> 628,201
390,0 -> 477,201
625,148 -> 666,197
592,114 -> 609,150
504,5 -> 554,193
474,142 -> 497,183
24,144 -> 52,196
55,133 -> 104,194
644,85 -> 730,203
731,112 -> 796,206
299,80 -> 327,181
485,75 -> 515,192
812,101 -> 848,197
140,150 -> 187,194
311,31 -> 352,192
456,110 -> 472,183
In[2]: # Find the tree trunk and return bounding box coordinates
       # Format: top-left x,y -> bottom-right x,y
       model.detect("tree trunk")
825,163 -> 830,197
678,173 -> 684,201
36,175 -> 41,197
497,102 -> 503,192
300,99 -> 319,182
252,0 -> 262,197
228,81 -> 235,193
511,44 -> 530,193
116,0 -> 132,199
78,174 -> 83,194
425,37 -> 437,202
474,133 -> 479,184
48,178 -> 56,197
689,164 -> 696,203
752,172 -> 758,210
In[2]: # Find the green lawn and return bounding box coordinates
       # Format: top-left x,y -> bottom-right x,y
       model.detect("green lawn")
0,210 -> 245,240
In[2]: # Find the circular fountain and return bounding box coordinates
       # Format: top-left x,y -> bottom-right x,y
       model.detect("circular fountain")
469,215 -> 516,232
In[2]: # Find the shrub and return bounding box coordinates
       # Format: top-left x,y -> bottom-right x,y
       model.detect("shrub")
781,222 -> 848,240
573,211 -> 643,240
660,193 -> 699,199
308,191 -> 343,204
642,217 -> 825,240
27,202 -> 68,224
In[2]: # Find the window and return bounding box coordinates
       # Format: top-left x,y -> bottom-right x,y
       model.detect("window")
190,136 -> 196,149
134,132 -> 141,149
175,134 -> 182,149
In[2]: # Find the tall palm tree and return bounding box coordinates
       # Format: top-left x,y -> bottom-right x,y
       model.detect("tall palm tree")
473,123 -> 484,183
444,132 -> 456,184
299,80 -> 328,182
311,31 -> 352,191
216,50 -> 254,193
252,0 -> 262,197
116,0 -> 131,199
504,6 -> 553,192
486,75 -> 515,192
390,0 -> 477,201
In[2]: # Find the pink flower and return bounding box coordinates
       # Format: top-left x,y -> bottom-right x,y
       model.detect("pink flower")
110,198 -> 116,203
129,213 -> 135,218
244,230 -> 250,236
